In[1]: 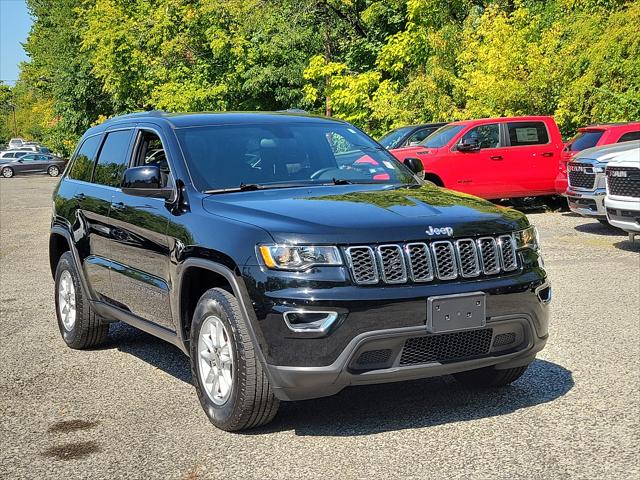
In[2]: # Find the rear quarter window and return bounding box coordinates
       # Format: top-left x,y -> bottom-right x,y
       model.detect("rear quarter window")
570,130 -> 604,151
617,131 -> 640,142
69,135 -> 102,182
507,122 -> 549,146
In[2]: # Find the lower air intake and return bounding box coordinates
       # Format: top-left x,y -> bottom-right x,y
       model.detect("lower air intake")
399,329 -> 493,365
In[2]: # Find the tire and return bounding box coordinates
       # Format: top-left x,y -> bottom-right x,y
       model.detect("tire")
453,364 -> 529,387
190,288 -> 279,431
54,251 -> 109,349
47,165 -> 60,177
1,166 -> 14,178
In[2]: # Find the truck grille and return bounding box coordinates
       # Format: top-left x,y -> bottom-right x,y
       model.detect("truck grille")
607,167 -> 640,198
399,328 -> 493,365
345,234 -> 518,285
568,163 -> 595,189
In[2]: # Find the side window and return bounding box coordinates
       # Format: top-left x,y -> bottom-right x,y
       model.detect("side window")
94,130 -> 133,187
618,131 -> 640,142
5,153 -> 15,158
133,130 -> 172,188
69,135 -> 102,182
460,124 -> 500,149
22,155 -> 36,162
507,122 -> 549,146
405,128 -> 435,146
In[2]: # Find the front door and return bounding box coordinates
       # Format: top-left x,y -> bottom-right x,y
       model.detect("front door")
14,154 -> 47,173
448,123 -> 508,198
108,128 -> 174,330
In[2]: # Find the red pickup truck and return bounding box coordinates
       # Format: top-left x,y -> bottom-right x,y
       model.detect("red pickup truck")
390,116 -> 564,200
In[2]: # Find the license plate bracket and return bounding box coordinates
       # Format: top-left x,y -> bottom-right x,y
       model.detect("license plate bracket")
427,292 -> 486,333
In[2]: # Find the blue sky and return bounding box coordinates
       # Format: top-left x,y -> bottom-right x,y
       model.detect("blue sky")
1,0 -> 32,86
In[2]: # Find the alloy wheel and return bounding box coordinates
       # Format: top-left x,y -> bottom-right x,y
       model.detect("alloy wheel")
58,270 -> 77,331
198,315 -> 234,405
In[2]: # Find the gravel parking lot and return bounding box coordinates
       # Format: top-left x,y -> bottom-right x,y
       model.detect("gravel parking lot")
1,176 -> 638,480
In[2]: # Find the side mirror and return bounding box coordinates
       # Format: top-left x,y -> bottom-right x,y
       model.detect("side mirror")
121,165 -> 173,200
457,137 -> 481,152
403,157 -> 425,179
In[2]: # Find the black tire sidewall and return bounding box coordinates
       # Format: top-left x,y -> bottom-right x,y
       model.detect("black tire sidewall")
189,293 -> 244,429
54,252 -> 85,346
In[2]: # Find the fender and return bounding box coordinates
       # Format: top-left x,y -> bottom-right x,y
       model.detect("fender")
50,225 -> 95,303
174,258 -> 276,384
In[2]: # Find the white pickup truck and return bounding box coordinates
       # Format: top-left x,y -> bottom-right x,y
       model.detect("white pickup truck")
604,146 -> 640,241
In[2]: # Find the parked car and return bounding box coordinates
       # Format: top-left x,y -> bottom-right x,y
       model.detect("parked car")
379,122 -> 448,150
566,141 -> 640,223
604,146 -> 640,241
8,137 -> 26,149
49,111 -> 549,431
555,122 -> 640,195
0,153 -> 66,178
390,116 -> 564,200
0,150 -> 29,161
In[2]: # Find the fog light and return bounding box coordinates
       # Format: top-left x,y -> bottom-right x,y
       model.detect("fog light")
283,310 -> 339,334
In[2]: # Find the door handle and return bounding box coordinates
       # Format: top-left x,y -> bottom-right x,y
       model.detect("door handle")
73,193 -> 85,201
541,152 -> 554,157
490,155 -> 503,160
111,201 -> 126,211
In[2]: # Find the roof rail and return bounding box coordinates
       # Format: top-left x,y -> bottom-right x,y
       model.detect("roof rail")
102,110 -> 167,123
277,108 -> 308,114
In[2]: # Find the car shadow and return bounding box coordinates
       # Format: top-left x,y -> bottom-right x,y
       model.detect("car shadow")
574,221 -> 627,236
105,322 -> 192,384
248,359 -> 573,437
613,239 -> 640,252
104,324 -> 573,437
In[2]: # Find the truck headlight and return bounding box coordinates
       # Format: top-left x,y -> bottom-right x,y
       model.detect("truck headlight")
258,245 -> 342,271
514,226 -> 540,251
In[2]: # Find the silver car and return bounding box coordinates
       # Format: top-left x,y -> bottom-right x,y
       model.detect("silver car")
566,140 -> 640,222
0,153 -> 67,178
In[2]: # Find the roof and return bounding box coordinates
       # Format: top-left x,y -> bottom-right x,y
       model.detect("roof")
95,111 -> 347,132
447,116 -> 554,126
579,121 -> 640,131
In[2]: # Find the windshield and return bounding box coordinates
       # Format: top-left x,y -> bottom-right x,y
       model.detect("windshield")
421,124 -> 466,148
569,130 -> 604,151
176,123 -> 418,192
379,127 -> 414,149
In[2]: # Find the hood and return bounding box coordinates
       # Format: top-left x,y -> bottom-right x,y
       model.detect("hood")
202,184 -> 528,244
390,145 -> 441,161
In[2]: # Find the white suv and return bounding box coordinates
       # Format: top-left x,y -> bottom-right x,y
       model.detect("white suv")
604,146 -> 640,240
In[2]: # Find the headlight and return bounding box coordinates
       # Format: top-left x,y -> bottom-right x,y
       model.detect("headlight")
258,245 -> 342,271
514,226 -> 540,251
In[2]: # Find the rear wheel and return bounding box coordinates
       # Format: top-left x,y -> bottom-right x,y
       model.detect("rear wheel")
190,288 -> 279,431
54,252 -> 109,349
47,165 -> 60,177
1,166 -> 14,178
453,364 -> 529,387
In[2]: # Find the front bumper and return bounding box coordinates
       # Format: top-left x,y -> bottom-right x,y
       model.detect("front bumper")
567,188 -> 606,218
605,196 -> 640,233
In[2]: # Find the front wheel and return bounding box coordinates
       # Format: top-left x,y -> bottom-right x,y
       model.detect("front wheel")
453,364 -> 529,387
47,165 -> 60,177
1,166 -> 14,178
190,288 -> 279,431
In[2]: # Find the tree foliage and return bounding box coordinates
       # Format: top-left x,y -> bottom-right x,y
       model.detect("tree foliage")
2,0 -> 638,151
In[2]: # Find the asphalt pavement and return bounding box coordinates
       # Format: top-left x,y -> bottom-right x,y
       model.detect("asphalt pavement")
1,176 -> 638,479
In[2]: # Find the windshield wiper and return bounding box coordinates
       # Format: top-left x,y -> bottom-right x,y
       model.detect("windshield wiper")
204,182 -> 313,195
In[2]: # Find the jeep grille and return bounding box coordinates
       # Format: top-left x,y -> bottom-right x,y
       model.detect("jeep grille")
344,234 -> 518,285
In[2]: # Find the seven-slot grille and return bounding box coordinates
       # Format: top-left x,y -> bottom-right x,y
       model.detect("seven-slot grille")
568,163 -> 596,190
345,234 -> 518,285
607,166 -> 640,198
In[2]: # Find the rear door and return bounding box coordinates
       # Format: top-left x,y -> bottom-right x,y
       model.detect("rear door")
503,121 -> 556,195
108,127 -> 175,330
79,129 -> 135,302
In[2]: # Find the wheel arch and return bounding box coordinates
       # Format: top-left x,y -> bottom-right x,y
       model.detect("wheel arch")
424,172 -> 444,187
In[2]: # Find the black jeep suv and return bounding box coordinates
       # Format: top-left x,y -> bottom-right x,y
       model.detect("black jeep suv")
50,111 -> 550,431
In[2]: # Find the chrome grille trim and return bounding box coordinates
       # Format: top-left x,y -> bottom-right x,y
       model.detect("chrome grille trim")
404,243 -> 434,282
497,235 -> 518,271
375,244 -> 407,284
455,239 -> 481,278
476,237 -> 500,275
345,234 -> 519,285
345,246 -> 379,285
431,241 -> 458,280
